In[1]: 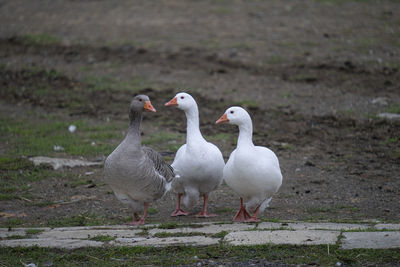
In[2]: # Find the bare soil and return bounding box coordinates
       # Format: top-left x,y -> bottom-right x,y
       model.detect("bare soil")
0,0 -> 399,227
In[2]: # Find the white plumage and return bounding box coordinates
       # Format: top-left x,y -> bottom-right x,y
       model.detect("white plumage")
216,106 -> 282,222
166,92 -> 225,217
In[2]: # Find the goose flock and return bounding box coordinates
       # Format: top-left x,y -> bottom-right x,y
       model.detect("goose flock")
104,93 -> 282,225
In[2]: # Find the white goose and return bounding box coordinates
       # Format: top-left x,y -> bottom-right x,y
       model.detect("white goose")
165,92 -> 225,217
216,106 -> 282,222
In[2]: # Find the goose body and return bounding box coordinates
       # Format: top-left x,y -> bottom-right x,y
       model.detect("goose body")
104,95 -> 174,225
166,92 -> 225,217
216,106 -> 282,222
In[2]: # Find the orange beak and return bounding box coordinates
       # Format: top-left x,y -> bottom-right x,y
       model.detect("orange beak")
144,101 -> 156,112
165,97 -> 178,107
216,113 -> 229,124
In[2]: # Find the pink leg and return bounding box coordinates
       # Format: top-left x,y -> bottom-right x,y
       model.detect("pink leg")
245,204 -> 261,223
126,202 -> 149,226
233,197 -> 251,222
196,194 -> 217,218
171,193 -> 190,217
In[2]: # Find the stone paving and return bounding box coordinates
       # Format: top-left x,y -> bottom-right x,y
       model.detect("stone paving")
1,222 -> 399,250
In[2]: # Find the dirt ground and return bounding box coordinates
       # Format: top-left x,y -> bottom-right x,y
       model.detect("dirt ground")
0,0 -> 399,227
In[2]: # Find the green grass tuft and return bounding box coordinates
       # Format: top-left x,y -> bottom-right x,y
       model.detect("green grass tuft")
0,245 -> 398,266
0,114 -> 122,157
211,231 -> 229,238
89,235 -> 116,242
153,232 -> 205,238
21,34 -> 61,46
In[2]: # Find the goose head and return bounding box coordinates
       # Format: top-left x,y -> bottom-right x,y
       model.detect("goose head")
165,92 -> 196,112
130,94 -> 156,114
216,106 -> 251,126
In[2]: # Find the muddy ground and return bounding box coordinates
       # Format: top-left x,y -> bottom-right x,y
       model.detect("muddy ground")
0,0 -> 399,227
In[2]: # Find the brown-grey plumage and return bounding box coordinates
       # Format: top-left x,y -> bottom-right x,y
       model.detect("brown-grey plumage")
104,95 -> 175,225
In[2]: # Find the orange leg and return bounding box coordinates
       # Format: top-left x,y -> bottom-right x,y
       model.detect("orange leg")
126,202 -> 149,226
171,193 -> 190,216
245,204 -> 261,223
196,194 -> 217,218
233,197 -> 251,222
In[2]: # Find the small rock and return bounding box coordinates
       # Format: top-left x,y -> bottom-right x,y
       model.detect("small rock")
371,97 -> 388,106
53,145 -> 64,152
377,113 -> 400,120
91,141 -> 96,146
336,262 -> 342,267
68,125 -> 76,133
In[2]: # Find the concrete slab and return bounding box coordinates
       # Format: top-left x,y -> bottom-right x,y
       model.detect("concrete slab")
30,156 -> 102,170
377,113 -> 400,121
0,229 -> 27,238
149,223 -> 255,236
113,236 -> 219,247
341,232 -> 400,249
374,224 -> 400,231
224,230 -> 339,246
267,222 -> 370,231
39,229 -> 141,239
0,238 -> 103,249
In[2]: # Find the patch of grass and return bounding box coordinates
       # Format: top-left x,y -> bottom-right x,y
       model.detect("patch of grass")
153,232 -> 205,238
25,229 -> 45,235
136,230 -> 149,236
89,235 -> 116,242
0,157 -> 34,171
147,207 -> 159,215
205,133 -> 234,144
281,92 -> 292,99
0,114 -> 122,157
157,222 -> 180,229
267,54 -> 284,64
261,218 -> 282,223
387,104 -> 400,114
232,100 -> 259,109
0,193 -> 18,200
4,218 -> 24,228
336,109 -> 355,117
211,231 -> 229,238
0,245 -> 399,266
21,34 -> 61,46
142,132 -> 183,152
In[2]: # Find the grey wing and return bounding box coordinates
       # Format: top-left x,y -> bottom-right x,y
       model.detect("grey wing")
142,146 -> 175,182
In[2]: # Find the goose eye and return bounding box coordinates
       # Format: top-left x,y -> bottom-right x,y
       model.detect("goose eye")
180,96 -> 184,99
139,99 -> 142,102
230,110 -> 234,114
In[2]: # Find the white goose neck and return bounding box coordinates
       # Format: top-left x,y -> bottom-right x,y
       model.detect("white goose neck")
237,119 -> 254,149
184,104 -> 204,145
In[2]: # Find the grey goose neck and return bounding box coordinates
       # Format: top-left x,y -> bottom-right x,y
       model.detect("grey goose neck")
126,110 -> 143,147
